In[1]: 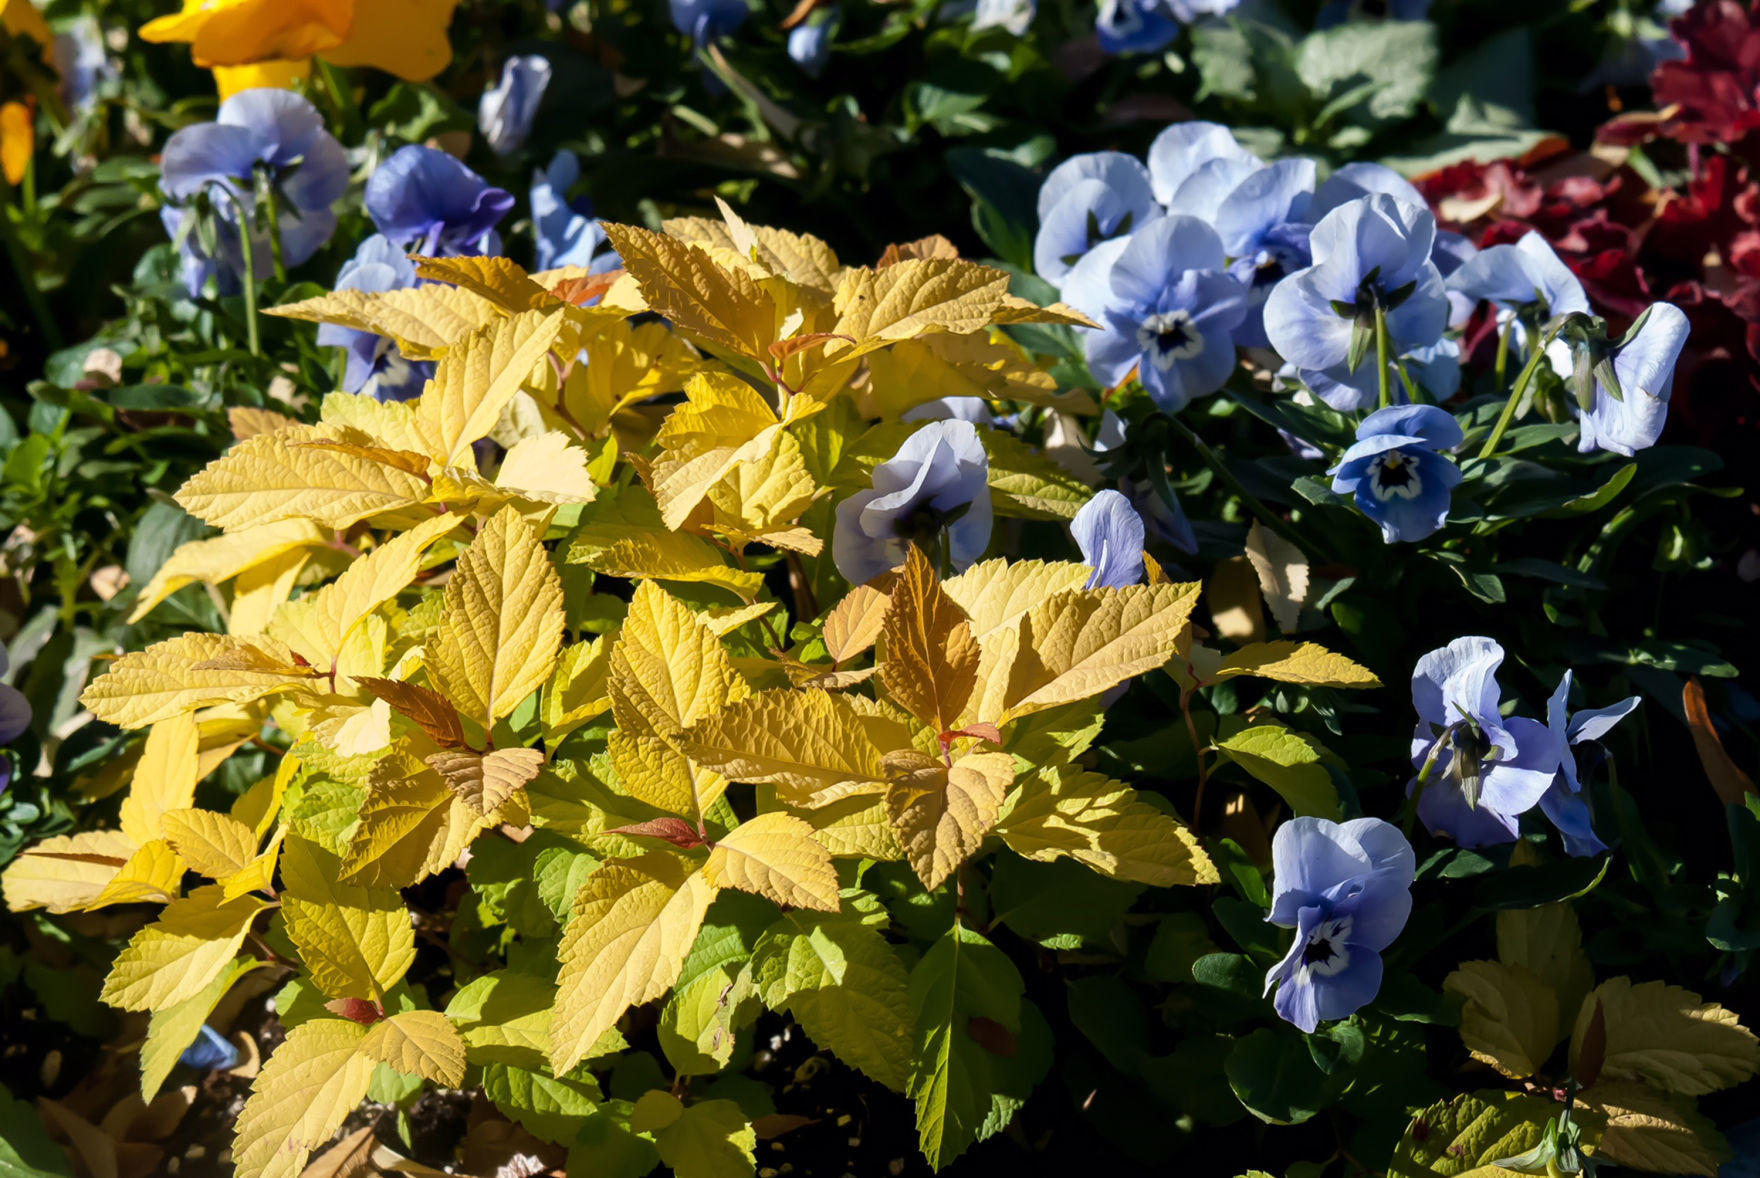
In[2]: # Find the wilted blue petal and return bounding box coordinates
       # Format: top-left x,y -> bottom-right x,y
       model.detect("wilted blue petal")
788,11 -> 838,76
479,55 -> 552,155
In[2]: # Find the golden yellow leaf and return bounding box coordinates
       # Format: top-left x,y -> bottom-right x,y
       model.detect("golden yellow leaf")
679,688 -> 890,806
340,753 -> 502,888
989,295 -> 1102,328
424,746 -> 546,815
268,278 -> 499,359
995,763 -> 1217,886
415,308 -> 571,467
495,431 -> 598,505
550,852 -> 718,1073
662,213 -> 843,292
229,406 -> 297,440
101,884 -> 270,1011
319,391 -> 445,458
229,546 -> 313,637
704,812 -> 839,911
608,729 -> 731,818
430,506 -> 565,728
141,957 -> 265,1102
880,545 -> 980,734
129,519 -> 329,624
175,425 -> 432,532
1244,520 -> 1310,634
280,836 -> 415,1002
831,258 -> 1011,346
1497,902 -> 1595,1037
2,830 -> 139,913
81,633 -> 320,730
411,254 -> 552,313
119,711 -> 202,846
942,558 -> 1093,640
161,808 -> 259,879
1571,976 -> 1760,1096
994,581 -> 1202,723
707,429 -> 820,545
602,223 -> 778,361
88,839 -> 187,908
219,826 -> 285,901
859,334 -> 1064,420
650,372 -> 782,530
822,584 -> 891,663
1581,1081 -> 1730,1177
982,428 -> 1093,521
792,791 -> 905,860
232,1018 -> 376,1178
609,580 -> 749,741
356,677 -> 466,748
1213,641 -> 1381,688
359,1009 -> 467,1086
883,749 -> 1014,890
269,512 -> 460,669
542,637 -> 612,742
566,487 -> 765,598
1444,960 -> 1561,1080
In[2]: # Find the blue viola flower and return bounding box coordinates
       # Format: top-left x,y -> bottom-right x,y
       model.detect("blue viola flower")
178,1024 -> 240,1071
159,89 -> 347,296
788,10 -> 838,76
1329,404 -> 1462,543
1431,230 -> 1477,280
1573,301 -> 1690,457
1098,0 -> 1240,54
1264,817 -> 1415,1033
53,17 -> 113,111
670,0 -> 750,45
1408,637 -> 1559,848
1146,120 -> 1264,217
316,235 -> 432,403
1213,157 -> 1317,348
1447,231 -> 1588,340
479,55 -> 552,156
903,397 -> 994,426
531,150 -> 617,274
833,420 -> 993,584
1061,215 -> 1248,412
1303,334 -> 1461,411
1034,151 -> 1160,287
365,145 -> 514,259
972,0 -> 1036,34
1263,193 -> 1449,402
1535,671 -> 1639,857
1072,489 -> 1146,589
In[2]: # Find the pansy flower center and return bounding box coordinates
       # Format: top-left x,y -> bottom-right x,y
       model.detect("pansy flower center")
1301,916 -> 1354,977
1138,310 -> 1204,369
1368,450 -> 1424,502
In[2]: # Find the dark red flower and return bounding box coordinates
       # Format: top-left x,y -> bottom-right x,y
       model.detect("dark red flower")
1649,1 -> 1760,146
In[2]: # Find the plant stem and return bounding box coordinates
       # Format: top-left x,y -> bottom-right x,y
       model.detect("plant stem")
1374,304 -> 1393,410
1182,687 -> 1210,829
206,182 -> 260,356
1494,315 -> 1512,391
1477,340 -> 1550,460
261,175 -> 287,284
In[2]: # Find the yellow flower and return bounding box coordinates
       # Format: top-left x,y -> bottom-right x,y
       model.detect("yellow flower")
1,100 -> 32,185
140,0 -> 460,98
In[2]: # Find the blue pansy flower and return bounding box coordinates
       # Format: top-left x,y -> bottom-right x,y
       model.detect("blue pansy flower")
0,646 -> 32,750
1305,334 -> 1461,411
833,420 -> 993,584
972,0 -> 1036,34
531,150 -> 618,274
1147,120 -> 1263,217
788,10 -> 838,76
1264,817 -> 1415,1033
1329,404 -> 1462,543
1316,0 -> 1432,26
1536,672 -> 1639,857
1264,193 -> 1449,406
1307,162 -> 1466,277
53,17 -> 113,111
1446,231 -> 1589,344
1409,637 -> 1559,848
670,0 -> 750,45
159,89 -> 347,295
366,145 -> 514,258
1099,0 -> 1240,54
1572,301 -> 1690,457
479,55 -> 552,156
317,235 -> 432,403
1213,157 -> 1317,348
1062,215 -> 1249,411
1034,151 -> 1160,287
178,1024 -> 241,1071
1072,489 -> 1146,589
903,397 -> 994,426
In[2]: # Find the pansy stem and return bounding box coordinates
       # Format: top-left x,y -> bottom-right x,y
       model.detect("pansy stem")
1477,338 -> 1551,460
205,182 -> 260,357
1493,316 -> 1512,391
1374,304 -> 1393,410
261,178 -> 288,284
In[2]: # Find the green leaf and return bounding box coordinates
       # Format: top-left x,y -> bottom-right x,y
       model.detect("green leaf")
567,1101 -> 661,1178
1296,21 -> 1437,129
906,924 -> 1050,1169
1224,1027 -> 1331,1125
659,892 -> 774,1077
482,1061 -> 604,1145
1214,726 -> 1342,818
630,1092 -> 757,1178
0,1090 -> 74,1178
751,910 -> 913,1091
1388,1091 -> 1565,1177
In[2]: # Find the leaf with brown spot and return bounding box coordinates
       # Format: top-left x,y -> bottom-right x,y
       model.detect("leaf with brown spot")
424,747 -> 547,815
355,678 -> 467,747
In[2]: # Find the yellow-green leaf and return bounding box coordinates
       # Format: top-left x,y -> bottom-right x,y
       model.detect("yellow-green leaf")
174,426 -> 431,532
119,710 -> 201,846
360,1008 -> 467,1086
1497,902 -> 1594,1037
80,632 -> 320,730
161,807 -> 259,879
129,518 -> 329,624
1213,724 -> 1343,819
550,852 -> 717,1073
602,222 -> 777,361
280,836 -> 415,1002
650,371 -> 782,530
415,307 -> 572,466
630,1092 -> 757,1178
1571,976 -> 1760,1096
1582,1081 -> 1729,1176
703,812 -> 839,911
1444,960 -> 1561,1080
609,580 -> 749,741
267,283 -> 498,357
885,749 -> 1014,891
942,558 -> 1092,640
995,763 -> 1217,886
101,884 -> 270,1011
1214,641 -> 1381,688
140,957 -> 266,1100
832,258 -> 1010,345
232,1018 -> 376,1178
680,688 -> 889,807
2,830 -> 142,913
425,746 -> 546,815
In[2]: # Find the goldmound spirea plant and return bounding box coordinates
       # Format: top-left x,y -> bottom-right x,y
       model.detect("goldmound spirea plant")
0,205 -> 1403,1177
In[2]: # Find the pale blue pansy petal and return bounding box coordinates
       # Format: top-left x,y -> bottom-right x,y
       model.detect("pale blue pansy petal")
478,55 -> 553,155
1212,157 -> 1317,258
1411,636 -> 1506,736
1146,120 -> 1260,208
0,684 -> 31,745
1072,489 -> 1146,589
1110,215 -> 1228,307
1579,301 -> 1689,457
1539,779 -> 1609,858
1308,161 -> 1425,224
1037,151 -> 1155,222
